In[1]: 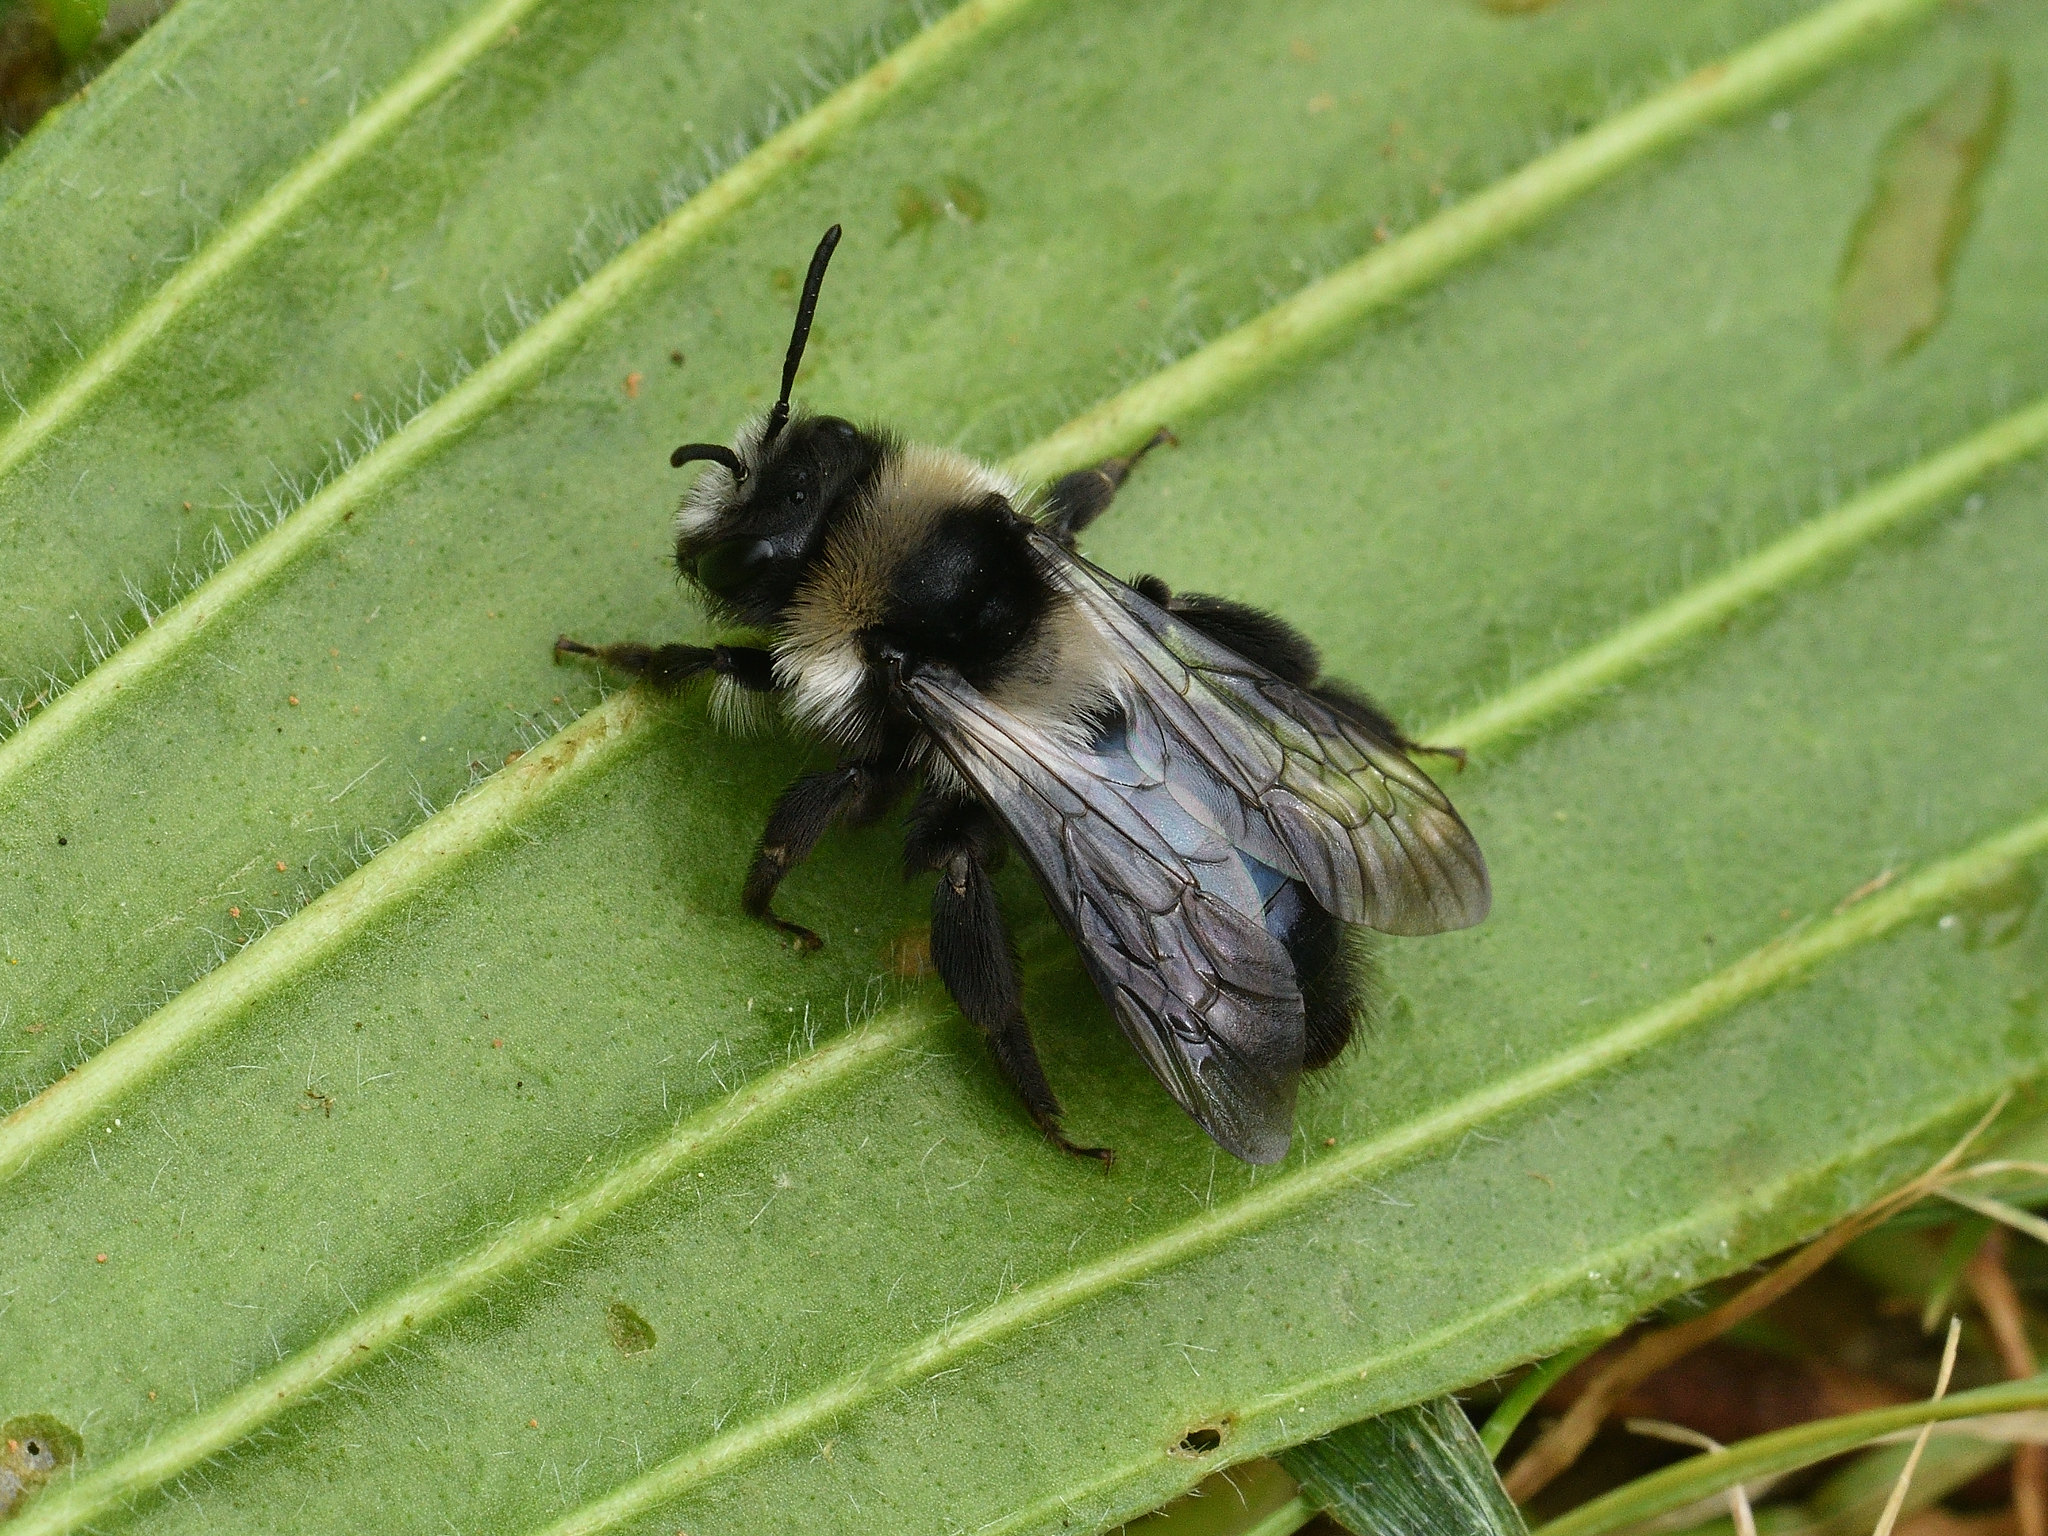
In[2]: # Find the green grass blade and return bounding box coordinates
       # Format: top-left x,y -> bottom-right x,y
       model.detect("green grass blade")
1280,1397 -> 1528,1536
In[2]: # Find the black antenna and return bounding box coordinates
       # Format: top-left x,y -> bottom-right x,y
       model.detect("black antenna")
761,224 -> 842,448
670,442 -> 748,479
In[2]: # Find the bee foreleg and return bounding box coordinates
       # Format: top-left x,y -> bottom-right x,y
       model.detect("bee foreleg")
909,797 -> 1113,1166
553,637 -> 778,694
742,761 -> 894,951
1038,426 -> 1176,548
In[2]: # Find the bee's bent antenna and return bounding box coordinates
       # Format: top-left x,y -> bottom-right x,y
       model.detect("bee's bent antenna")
762,224 -> 842,448
671,442 -> 748,480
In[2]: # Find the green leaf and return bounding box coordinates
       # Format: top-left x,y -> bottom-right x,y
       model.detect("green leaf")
1280,1398 -> 1528,1536
32,0 -> 104,61
3,0 -> 2048,1533
1479,1345 -> 1601,1459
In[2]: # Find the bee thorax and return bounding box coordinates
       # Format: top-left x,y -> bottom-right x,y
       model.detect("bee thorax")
775,446 -> 1116,754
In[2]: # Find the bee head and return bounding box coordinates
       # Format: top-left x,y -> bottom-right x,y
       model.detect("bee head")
668,225 -> 886,626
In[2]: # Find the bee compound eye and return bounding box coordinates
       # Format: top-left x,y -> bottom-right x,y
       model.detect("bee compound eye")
695,536 -> 777,595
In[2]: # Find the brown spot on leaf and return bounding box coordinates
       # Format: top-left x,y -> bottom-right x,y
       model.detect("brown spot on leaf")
894,185 -> 937,237
884,925 -> 932,979
1835,62 -> 2008,366
605,1301 -> 658,1356
940,175 -> 987,223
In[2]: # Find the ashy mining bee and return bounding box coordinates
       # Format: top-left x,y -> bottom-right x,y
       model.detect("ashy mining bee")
557,227 -> 1489,1165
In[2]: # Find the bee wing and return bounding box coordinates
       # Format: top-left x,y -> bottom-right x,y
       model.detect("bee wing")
902,664 -> 1304,1165
1031,529 -> 1491,937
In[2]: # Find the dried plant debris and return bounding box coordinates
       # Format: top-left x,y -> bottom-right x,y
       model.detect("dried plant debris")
1834,62 -> 2009,367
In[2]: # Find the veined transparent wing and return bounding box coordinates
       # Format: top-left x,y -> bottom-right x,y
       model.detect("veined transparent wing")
901,664 -> 1304,1164
1030,529 -> 1490,938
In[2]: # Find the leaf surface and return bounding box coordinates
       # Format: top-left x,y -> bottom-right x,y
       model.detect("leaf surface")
3,2 -> 2048,1534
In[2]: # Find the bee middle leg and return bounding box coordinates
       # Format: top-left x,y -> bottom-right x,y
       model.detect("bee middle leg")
1039,426 -> 1177,548
905,793 -> 1113,1165
743,761 -> 903,951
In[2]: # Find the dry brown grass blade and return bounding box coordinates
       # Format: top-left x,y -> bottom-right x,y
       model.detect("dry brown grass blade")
1875,1318 -> 1964,1536
1502,1097 -> 2009,1502
1625,1420 -> 1759,1536
1895,1514 -> 2020,1536
1966,1229 -> 2047,1536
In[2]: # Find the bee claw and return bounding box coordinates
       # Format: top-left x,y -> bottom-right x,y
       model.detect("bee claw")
779,921 -> 824,953
1061,1138 -> 1116,1168
1037,1117 -> 1114,1167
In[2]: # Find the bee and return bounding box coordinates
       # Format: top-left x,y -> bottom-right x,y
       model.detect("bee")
557,227 -> 1489,1165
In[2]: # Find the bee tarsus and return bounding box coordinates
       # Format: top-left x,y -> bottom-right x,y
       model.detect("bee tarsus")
741,761 -> 903,952
1040,425 -> 1178,549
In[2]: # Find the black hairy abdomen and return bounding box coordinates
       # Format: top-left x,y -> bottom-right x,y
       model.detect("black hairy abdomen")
878,500 -> 1047,682
1254,867 -> 1365,1071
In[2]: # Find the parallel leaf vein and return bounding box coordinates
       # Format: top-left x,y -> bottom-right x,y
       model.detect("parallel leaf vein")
0,0 -> 553,484
515,807 -> 2048,1536
0,0 -> 1044,774
18,732 -> 2047,1533
3,1 -> 2040,1528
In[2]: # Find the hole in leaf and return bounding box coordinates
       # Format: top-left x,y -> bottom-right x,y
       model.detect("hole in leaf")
1172,1419 -> 1230,1458
0,1414 -> 82,1517
1834,60 -> 2008,366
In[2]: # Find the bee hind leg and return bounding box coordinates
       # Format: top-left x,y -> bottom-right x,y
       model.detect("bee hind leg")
743,761 -> 901,951
1039,426 -> 1176,548
1313,677 -> 1466,768
908,795 -> 1113,1166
